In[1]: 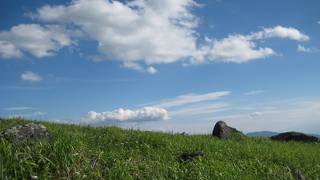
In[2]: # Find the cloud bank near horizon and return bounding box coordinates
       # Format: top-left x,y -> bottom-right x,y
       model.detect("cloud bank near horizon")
82,106 -> 169,124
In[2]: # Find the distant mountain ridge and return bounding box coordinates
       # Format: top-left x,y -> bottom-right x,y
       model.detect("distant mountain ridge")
247,131 -> 320,138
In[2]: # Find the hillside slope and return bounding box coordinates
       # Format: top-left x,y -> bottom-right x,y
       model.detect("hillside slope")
0,118 -> 320,179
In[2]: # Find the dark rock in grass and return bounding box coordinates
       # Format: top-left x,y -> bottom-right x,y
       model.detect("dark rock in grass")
271,131 -> 318,143
0,123 -> 51,142
212,121 -> 240,139
178,151 -> 204,162
180,132 -> 187,136
293,169 -> 306,180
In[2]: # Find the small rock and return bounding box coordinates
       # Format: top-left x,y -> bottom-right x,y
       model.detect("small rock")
178,150 -> 204,162
212,121 -> 239,139
30,175 -> 39,180
0,123 -> 51,141
271,132 -> 318,143
293,169 -> 306,180
180,132 -> 187,136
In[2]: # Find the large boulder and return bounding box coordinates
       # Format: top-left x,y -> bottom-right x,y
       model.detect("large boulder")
0,123 -> 51,141
212,121 -> 239,139
271,132 -> 318,142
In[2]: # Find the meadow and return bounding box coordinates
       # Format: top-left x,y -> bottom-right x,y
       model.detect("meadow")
0,118 -> 320,179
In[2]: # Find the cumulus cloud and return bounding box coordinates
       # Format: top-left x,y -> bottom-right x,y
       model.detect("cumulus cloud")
248,26 -> 309,41
0,0 -> 311,72
21,71 -> 42,82
0,41 -> 23,59
31,1 -> 309,66
201,35 -> 275,63
146,66 -> 158,74
154,91 -> 231,108
33,0 -> 198,65
83,107 -> 169,123
195,26 -> 309,63
297,44 -> 311,52
0,24 -> 73,58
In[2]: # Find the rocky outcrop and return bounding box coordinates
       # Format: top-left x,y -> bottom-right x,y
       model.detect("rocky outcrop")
0,123 -> 51,141
212,121 -> 239,139
271,132 -> 318,143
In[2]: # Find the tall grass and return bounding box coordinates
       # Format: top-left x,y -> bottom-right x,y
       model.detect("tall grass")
0,118 -> 319,179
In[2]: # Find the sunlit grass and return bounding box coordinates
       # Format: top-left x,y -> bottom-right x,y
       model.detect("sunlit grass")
0,118 -> 319,179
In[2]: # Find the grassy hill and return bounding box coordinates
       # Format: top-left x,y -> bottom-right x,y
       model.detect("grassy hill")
0,118 -> 320,179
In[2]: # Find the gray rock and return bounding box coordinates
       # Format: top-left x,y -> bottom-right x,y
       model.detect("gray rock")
212,121 -> 239,139
0,123 -> 51,141
293,169 -> 306,180
271,132 -> 318,143
178,150 -> 204,162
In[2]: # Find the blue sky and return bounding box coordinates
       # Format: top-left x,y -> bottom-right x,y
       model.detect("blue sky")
0,0 -> 320,134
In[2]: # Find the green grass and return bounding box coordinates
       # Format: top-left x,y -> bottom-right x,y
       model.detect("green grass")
1,118 -> 320,179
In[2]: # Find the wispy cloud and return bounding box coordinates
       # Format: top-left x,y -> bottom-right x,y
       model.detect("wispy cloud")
21,71 -> 42,82
48,75 -> 140,84
4,85 -> 47,90
170,103 -> 229,116
122,62 -> 158,74
154,91 -> 231,108
244,90 -> 265,96
211,99 -> 320,133
4,107 -> 33,111
9,111 -> 47,117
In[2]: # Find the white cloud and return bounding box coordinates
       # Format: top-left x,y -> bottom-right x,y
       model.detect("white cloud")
33,0 -> 198,65
122,62 -> 144,72
202,35 -> 275,63
154,91 -> 231,108
212,100 -> 320,133
297,44 -> 311,52
0,41 -> 23,59
21,71 -> 42,82
146,66 -> 158,74
4,107 -> 33,111
170,103 -> 229,116
33,111 -> 47,116
0,24 -> 72,58
244,90 -> 265,96
122,62 -> 158,74
248,26 -> 309,41
9,111 -> 47,118
195,26 -> 309,63
0,0 -> 310,72
83,106 -> 169,123
249,111 -> 263,118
